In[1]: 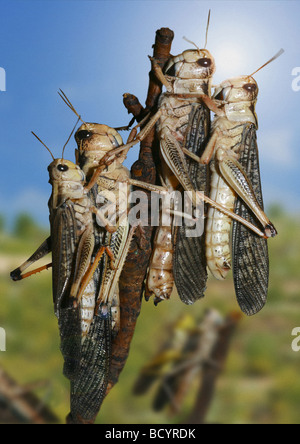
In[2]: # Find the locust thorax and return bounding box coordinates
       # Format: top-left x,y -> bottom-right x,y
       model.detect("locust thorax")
75,123 -> 123,178
48,159 -> 85,208
164,49 -> 215,95
213,76 -> 259,127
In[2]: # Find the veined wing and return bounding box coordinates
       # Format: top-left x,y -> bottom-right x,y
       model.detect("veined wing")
50,200 -> 82,380
68,310 -> 111,424
50,200 -> 79,314
98,223 -> 129,307
232,124 -> 269,316
173,104 -> 210,304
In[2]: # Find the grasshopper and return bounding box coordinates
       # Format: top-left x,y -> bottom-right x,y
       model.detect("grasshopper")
184,49 -> 283,315
143,14 -> 214,305
10,120 -> 135,423
10,124 -> 115,369
97,14 -> 214,305
104,14 -> 267,307
57,93 -> 144,423
58,91 -> 139,338
133,309 -> 227,415
10,127 -> 114,338
11,91 -> 138,336
11,89 -> 144,423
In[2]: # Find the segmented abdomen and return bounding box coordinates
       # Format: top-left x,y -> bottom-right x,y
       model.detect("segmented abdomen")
206,162 -> 235,280
145,226 -> 174,304
80,279 -> 96,338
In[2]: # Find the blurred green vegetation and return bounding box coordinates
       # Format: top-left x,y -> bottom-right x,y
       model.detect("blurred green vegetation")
0,208 -> 299,424
13,213 -> 44,239
0,214 -> 5,233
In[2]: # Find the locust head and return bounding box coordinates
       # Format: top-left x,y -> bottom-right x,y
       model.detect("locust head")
75,123 -> 123,176
58,90 -> 124,176
213,76 -> 258,103
31,117 -> 84,206
48,159 -> 85,184
213,49 -> 284,127
75,123 -> 123,153
164,12 -> 215,94
165,48 -> 216,81
165,11 -> 215,83
213,48 -> 284,105
48,159 -> 86,208
213,76 -> 258,127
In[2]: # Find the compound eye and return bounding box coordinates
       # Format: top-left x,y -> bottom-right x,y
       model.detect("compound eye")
76,130 -> 92,141
57,164 -> 69,172
197,58 -> 212,67
243,83 -> 257,92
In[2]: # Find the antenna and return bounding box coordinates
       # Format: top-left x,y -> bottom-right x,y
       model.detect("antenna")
61,116 -> 81,159
182,36 -> 200,52
183,9 -> 211,51
58,89 -> 86,125
249,48 -> 284,77
204,9 -> 211,49
31,131 -> 55,161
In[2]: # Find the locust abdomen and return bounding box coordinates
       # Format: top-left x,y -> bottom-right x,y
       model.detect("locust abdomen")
145,226 -> 174,303
206,162 -> 235,280
80,279 -> 96,338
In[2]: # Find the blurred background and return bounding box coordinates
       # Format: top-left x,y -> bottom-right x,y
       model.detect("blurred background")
0,0 -> 299,424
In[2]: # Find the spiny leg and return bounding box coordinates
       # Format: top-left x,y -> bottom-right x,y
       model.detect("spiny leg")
70,226 -> 95,300
126,112 -> 152,143
10,237 -> 52,281
149,56 -> 173,92
217,155 -> 277,237
122,176 -> 266,237
182,149 -> 267,237
95,226 -> 135,313
74,245 -> 116,308
11,262 -> 52,281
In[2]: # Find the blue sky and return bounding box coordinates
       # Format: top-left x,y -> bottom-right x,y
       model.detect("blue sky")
0,0 -> 299,227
